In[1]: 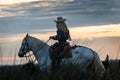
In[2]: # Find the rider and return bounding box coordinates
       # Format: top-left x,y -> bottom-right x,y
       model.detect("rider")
49,17 -> 71,69
49,17 -> 71,43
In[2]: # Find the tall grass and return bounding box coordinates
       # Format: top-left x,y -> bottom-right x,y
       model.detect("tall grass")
0,58 -> 120,80
0,44 -> 3,65
0,62 -> 95,80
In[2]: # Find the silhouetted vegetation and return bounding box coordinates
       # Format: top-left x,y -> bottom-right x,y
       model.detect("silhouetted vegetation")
0,60 -> 120,80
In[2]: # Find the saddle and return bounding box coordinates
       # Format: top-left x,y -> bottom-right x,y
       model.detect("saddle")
49,42 -> 72,60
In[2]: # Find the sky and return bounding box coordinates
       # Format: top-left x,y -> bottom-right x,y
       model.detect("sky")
0,0 -> 120,65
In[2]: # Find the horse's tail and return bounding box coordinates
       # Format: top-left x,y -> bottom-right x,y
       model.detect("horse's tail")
92,51 -> 106,78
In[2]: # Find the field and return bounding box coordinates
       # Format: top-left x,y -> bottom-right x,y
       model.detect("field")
0,60 -> 120,80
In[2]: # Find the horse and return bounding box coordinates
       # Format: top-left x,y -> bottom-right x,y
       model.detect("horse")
18,34 -> 105,79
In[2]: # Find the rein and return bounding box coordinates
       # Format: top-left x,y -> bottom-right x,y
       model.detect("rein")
34,39 -> 50,54
24,39 -> 50,64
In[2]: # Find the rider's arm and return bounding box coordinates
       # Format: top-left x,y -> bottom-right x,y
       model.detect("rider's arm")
50,30 -> 62,40
53,30 -> 62,40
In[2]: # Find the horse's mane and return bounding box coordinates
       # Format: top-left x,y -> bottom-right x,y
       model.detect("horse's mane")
28,36 -> 49,47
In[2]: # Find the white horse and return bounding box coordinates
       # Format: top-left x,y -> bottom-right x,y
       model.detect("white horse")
18,34 -> 105,79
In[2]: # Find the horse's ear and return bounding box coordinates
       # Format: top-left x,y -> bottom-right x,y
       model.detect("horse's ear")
26,33 -> 29,38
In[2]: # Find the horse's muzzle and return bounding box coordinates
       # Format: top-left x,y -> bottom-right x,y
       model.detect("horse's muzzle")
18,53 -> 24,57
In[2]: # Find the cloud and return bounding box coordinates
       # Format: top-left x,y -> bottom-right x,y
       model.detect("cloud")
0,0 -> 120,34
0,0 -> 118,18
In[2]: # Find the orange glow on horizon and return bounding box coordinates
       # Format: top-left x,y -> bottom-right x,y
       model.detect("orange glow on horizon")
70,24 -> 120,39
0,24 -> 120,43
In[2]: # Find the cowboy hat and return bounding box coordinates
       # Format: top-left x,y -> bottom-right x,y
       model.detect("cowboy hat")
54,17 -> 66,22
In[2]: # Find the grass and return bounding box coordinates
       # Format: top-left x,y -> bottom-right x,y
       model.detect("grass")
0,62 -> 83,80
108,60 -> 120,80
0,59 -> 120,80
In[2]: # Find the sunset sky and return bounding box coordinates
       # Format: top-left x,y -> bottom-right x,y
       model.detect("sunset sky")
0,0 -> 120,65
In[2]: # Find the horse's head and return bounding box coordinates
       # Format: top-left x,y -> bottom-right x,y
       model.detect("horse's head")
18,34 -> 31,57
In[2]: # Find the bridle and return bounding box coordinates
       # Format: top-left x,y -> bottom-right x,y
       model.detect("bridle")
20,37 -> 31,56
20,37 -> 35,63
